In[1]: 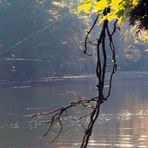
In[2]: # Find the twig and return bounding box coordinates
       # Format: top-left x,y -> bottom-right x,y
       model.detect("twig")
84,14 -> 99,54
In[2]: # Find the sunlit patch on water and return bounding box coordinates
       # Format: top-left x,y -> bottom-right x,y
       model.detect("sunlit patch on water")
39,75 -> 95,82
2,109 -> 148,130
42,136 -> 148,148
0,122 -> 20,129
116,112 -> 134,120
13,85 -> 31,89
0,57 -> 46,62
97,114 -> 113,124
1,109 -> 148,148
114,143 -> 135,147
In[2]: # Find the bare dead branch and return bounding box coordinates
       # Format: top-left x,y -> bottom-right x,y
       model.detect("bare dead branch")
79,11 -> 118,148
88,40 -> 97,46
84,14 -> 99,54
32,8 -> 118,148
32,97 -> 98,142
51,117 -> 63,143
111,19 -> 118,36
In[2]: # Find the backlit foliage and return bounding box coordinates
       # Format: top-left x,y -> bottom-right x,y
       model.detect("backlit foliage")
78,0 -> 139,23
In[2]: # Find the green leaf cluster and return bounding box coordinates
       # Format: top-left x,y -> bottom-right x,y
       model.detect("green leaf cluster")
77,0 -> 139,24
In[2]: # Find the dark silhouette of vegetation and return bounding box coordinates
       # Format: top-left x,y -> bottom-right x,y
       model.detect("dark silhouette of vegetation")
129,0 -> 148,29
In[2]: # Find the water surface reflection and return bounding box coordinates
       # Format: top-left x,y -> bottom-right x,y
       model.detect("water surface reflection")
1,72 -> 148,147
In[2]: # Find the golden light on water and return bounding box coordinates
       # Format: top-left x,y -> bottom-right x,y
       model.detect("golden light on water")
118,99 -> 148,148
42,79 -> 148,148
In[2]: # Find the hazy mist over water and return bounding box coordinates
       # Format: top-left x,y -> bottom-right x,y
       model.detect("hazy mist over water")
0,0 -> 148,82
0,0 -> 148,148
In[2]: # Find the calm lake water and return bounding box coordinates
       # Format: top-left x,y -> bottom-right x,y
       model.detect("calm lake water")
1,71 -> 148,148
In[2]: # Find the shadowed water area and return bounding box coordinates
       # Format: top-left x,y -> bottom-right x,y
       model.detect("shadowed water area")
1,72 -> 148,148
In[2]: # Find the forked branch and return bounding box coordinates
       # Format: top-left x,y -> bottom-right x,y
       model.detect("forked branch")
32,11 -> 118,148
